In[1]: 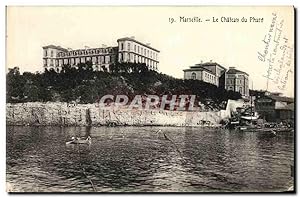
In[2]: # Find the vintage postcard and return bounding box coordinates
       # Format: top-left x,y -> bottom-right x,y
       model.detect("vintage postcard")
6,6 -> 295,193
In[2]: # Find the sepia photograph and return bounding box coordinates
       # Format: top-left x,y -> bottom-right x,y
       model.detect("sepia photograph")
6,6 -> 295,193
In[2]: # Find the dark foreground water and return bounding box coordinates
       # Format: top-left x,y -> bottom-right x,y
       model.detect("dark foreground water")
7,126 -> 294,192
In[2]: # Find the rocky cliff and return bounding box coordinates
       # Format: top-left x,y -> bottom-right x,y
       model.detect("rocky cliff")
6,102 -> 230,127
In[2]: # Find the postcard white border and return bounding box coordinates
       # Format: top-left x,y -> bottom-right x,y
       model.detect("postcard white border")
1,0 -> 299,197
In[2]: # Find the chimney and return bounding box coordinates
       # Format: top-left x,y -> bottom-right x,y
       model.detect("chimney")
229,67 -> 235,69
102,44 -> 107,48
130,36 -> 135,39
200,60 -> 203,64
210,60 -> 213,63
146,43 -> 151,46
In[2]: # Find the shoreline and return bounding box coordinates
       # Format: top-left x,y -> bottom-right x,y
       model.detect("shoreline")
6,123 -> 224,128
6,102 -> 232,127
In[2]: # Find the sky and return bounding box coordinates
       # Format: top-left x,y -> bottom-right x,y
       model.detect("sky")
6,6 -> 294,97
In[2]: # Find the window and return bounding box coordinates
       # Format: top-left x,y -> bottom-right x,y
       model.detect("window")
191,72 -> 196,80
119,53 -> 123,62
138,46 -> 140,53
105,56 -> 110,64
44,50 -> 48,57
134,45 -> 136,52
239,87 -> 243,94
50,59 -> 53,66
128,43 -> 130,51
51,50 -> 54,57
92,56 -> 97,63
144,49 -> 146,55
121,43 -> 124,50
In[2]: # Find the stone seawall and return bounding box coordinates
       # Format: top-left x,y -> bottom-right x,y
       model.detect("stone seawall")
6,102 -> 230,127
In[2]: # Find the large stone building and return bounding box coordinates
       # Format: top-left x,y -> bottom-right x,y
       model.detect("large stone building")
42,37 -> 159,72
183,61 -> 227,87
117,37 -> 159,70
183,61 -> 249,97
225,67 -> 249,97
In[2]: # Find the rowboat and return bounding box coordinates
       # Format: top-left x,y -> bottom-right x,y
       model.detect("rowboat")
238,126 -> 277,137
240,115 -> 260,121
66,136 -> 92,145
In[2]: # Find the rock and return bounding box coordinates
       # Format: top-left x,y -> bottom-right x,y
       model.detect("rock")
6,102 -> 229,127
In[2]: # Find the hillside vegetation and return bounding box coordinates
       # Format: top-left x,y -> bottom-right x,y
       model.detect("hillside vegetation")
7,62 -> 241,110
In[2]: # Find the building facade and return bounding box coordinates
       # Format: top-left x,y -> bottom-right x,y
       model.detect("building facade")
183,62 -> 249,97
225,67 -> 249,97
117,37 -> 159,71
254,92 -> 294,122
192,62 -> 227,87
183,61 -> 227,87
42,37 -> 159,72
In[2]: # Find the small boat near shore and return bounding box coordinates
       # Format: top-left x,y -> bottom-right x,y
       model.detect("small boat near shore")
240,115 -> 260,121
237,124 -> 293,133
66,136 -> 92,145
238,125 -> 268,132
237,126 -> 277,137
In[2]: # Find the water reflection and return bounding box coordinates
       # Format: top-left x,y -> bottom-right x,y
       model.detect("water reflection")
7,126 -> 294,192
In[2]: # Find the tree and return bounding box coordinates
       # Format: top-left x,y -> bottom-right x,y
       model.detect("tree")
6,63 -> 242,107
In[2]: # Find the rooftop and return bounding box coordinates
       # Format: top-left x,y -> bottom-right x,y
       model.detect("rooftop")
117,37 -> 160,53
268,94 -> 294,103
183,66 -> 215,75
42,45 -> 68,51
192,62 -> 227,71
226,67 -> 249,75
275,103 -> 294,111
